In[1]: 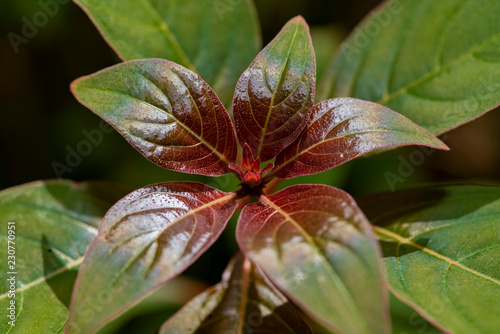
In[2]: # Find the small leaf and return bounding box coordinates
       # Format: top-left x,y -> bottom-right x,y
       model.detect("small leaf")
233,16 -> 316,161
74,0 -> 261,106
358,185 -> 500,334
0,180 -> 128,334
65,182 -> 237,334
71,59 -> 237,176
160,253 -> 312,333
237,185 -> 390,334
272,98 -> 448,179
323,0 -> 500,135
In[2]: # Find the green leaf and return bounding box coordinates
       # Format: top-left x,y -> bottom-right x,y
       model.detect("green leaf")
160,253 -> 312,333
358,185 -> 500,333
237,184 -> 390,334
324,0 -> 500,135
74,0 -> 261,106
0,180 -> 128,334
71,59 -> 238,177
65,182 -> 237,334
271,97 -> 448,179
233,16 -> 316,161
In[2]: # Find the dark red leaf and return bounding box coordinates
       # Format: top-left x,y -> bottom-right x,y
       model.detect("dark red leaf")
159,253 -> 312,333
233,16 -> 316,161
71,59 -> 237,176
65,182 -> 237,334
271,98 -> 449,179
237,184 -> 390,334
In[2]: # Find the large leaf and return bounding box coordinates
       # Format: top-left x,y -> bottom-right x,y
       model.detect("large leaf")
71,59 -> 238,176
74,0 -> 261,106
160,253 -> 312,333
237,184 -> 389,334
271,98 -> 448,179
358,185 -> 500,333
323,0 -> 500,135
233,16 -> 316,161
65,182 -> 237,334
0,180 -> 128,334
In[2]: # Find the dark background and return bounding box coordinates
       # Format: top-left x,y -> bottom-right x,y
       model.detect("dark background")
1,0 -> 499,332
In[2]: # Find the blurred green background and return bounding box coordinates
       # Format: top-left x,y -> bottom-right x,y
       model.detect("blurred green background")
1,0 -> 499,333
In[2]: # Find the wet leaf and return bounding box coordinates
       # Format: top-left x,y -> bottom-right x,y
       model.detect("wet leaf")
233,16 -> 316,161
358,185 -> 500,334
65,182 -> 237,334
74,0 -> 261,106
0,180 -> 128,334
323,0 -> 500,135
160,253 -> 312,333
71,59 -> 237,176
272,98 -> 448,179
237,184 -> 389,334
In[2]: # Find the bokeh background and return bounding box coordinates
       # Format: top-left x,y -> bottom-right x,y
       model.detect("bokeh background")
1,0 -> 499,333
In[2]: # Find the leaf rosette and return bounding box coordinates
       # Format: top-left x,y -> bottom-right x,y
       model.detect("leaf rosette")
61,12 -> 459,334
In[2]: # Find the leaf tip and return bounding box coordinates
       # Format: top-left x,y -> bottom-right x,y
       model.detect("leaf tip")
419,132 -> 450,151
287,15 -> 311,33
69,76 -> 83,95
435,138 -> 450,151
290,15 -> 307,24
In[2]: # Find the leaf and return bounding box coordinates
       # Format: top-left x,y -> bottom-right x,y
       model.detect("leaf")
237,184 -> 390,334
71,59 -> 238,177
64,182 -> 237,334
324,0 -> 500,135
233,16 -> 316,161
160,253 -> 312,334
0,180 -> 128,334
74,0 -> 261,106
271,98 -> 448,179
358,185 -> 500,333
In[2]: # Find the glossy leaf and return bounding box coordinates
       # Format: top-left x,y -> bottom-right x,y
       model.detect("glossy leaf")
71,59 -> 237,176
323,0 -> 500,135
237,184 -> 389,334
233,16 -> 316,161
65,182 -> 237,334
272,98 -> 448,179
358,185 -> 500,333
160,253 -> 312,333
74,0 -> 261,106
0,180 -> 128,334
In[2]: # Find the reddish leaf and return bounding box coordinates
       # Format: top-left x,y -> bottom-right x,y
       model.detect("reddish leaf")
160,253 -> 312,333
271,98 -> 449,179
233,16 -> 316,161
237,184 -> 390,334
65,182 -> 237,334
71,59 -> 237,176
